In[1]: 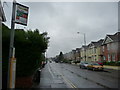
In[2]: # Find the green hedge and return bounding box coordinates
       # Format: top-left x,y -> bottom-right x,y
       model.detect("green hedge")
103,61 -> 120,66
2,23 -> 49,77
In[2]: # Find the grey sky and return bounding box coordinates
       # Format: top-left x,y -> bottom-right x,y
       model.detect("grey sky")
2,1 -> 118,57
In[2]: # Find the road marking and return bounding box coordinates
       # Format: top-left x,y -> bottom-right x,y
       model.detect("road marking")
48,63 -> 77,88
55,70 -> 77,88
48,64 -> 55,78
61,74 -> 77,88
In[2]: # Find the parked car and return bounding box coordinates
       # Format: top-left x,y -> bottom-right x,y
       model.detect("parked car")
95,61 -> 103,66
79,61 -> 89,69
87,63 -> 104,71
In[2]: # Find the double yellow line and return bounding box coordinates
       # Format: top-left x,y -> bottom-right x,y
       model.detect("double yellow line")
56,70 -> 77,88
48,63 -> 77,88
61,74 -> 77,88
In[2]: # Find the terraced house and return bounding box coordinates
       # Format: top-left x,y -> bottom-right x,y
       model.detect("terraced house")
80,45 -> 88,61
102,32 -> 120,62
86,39 -> 104,62
63,32 -> 120,63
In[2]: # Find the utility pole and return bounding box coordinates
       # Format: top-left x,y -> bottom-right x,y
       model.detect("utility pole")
83,33 -> 86,61
7,0 -> 29,88
7,0 -> 16,88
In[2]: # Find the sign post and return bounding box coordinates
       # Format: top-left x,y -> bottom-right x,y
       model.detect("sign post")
7,0 -> 29,88
7,0 -> 16,88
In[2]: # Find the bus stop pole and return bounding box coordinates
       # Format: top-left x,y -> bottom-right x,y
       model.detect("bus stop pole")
7,0 -> 16,88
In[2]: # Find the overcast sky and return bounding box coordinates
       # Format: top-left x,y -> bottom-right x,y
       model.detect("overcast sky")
2,1 -> 118,57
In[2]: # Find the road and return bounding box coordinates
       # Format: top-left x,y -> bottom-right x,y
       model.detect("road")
33,61 -> 119,89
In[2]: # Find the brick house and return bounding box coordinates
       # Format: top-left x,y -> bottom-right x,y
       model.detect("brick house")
102,32 -> 120,62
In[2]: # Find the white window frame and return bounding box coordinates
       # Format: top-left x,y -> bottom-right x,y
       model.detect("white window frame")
108,54 -> 111,61
112,53 -> 115,61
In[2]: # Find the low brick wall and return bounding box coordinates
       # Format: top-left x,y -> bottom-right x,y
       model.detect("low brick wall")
15,75 -> 33,88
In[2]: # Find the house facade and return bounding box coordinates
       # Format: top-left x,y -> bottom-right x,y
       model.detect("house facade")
64,51 -> 73,61
86,39 -> 104,62
63,32 -> 119,63
75,48 -> 81,62
102,32 -> 120,62
80,45 -> 88,61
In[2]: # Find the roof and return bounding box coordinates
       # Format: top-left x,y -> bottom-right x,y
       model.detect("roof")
0,1 -> 6,22
103,32 -> 120,44
89,39 -> 104,47
76,48 -> 81,51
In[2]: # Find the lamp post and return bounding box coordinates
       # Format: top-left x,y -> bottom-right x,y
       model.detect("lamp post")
77,32 -> 87,61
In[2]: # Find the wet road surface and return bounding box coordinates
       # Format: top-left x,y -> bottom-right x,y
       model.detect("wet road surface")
33,62 -> 119,89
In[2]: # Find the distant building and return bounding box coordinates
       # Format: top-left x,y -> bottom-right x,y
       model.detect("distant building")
80,45 -> 88,61
75,48 -> 81,62
64,52 -> 72,60
102,32 -> 120,62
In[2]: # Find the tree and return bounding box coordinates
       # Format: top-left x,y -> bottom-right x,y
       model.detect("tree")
58,52 -> 64,62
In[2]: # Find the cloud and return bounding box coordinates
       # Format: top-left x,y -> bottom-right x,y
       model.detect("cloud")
4,2 -> 118,57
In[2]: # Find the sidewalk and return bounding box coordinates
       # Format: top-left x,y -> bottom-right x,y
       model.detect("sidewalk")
103,65 -> 120,70
32,63 -> 68,88
71,63 -> 120,70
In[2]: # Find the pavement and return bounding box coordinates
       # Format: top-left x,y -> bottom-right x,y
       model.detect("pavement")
71,63 -> 120,70
32,63 -> 68,88
103,65 -> 120,70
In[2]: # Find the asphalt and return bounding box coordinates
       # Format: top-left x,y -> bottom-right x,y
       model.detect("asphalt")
32,62 -> 120,89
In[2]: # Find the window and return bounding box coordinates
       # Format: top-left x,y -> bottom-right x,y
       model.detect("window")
107,44 -> 110,51
112,54 -> 115,61
102,46 -> 105,52
103,56 -> 106,61
94,48 -> 96,53
108,54 -> 111,61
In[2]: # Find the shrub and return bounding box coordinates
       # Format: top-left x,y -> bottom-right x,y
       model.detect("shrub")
103,61 -> 120,66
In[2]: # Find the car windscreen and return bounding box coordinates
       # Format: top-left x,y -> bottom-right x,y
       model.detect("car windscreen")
92,63 -> 100,65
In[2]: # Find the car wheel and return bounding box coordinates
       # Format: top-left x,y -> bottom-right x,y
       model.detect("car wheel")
93,68 -> 95,71
80,66 -> 81,68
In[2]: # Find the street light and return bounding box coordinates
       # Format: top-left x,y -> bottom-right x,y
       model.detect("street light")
77,32 -> 87,61
77,32 -> 86,46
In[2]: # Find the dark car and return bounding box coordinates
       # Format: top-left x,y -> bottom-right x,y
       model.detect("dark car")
79,61 -> 89,69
